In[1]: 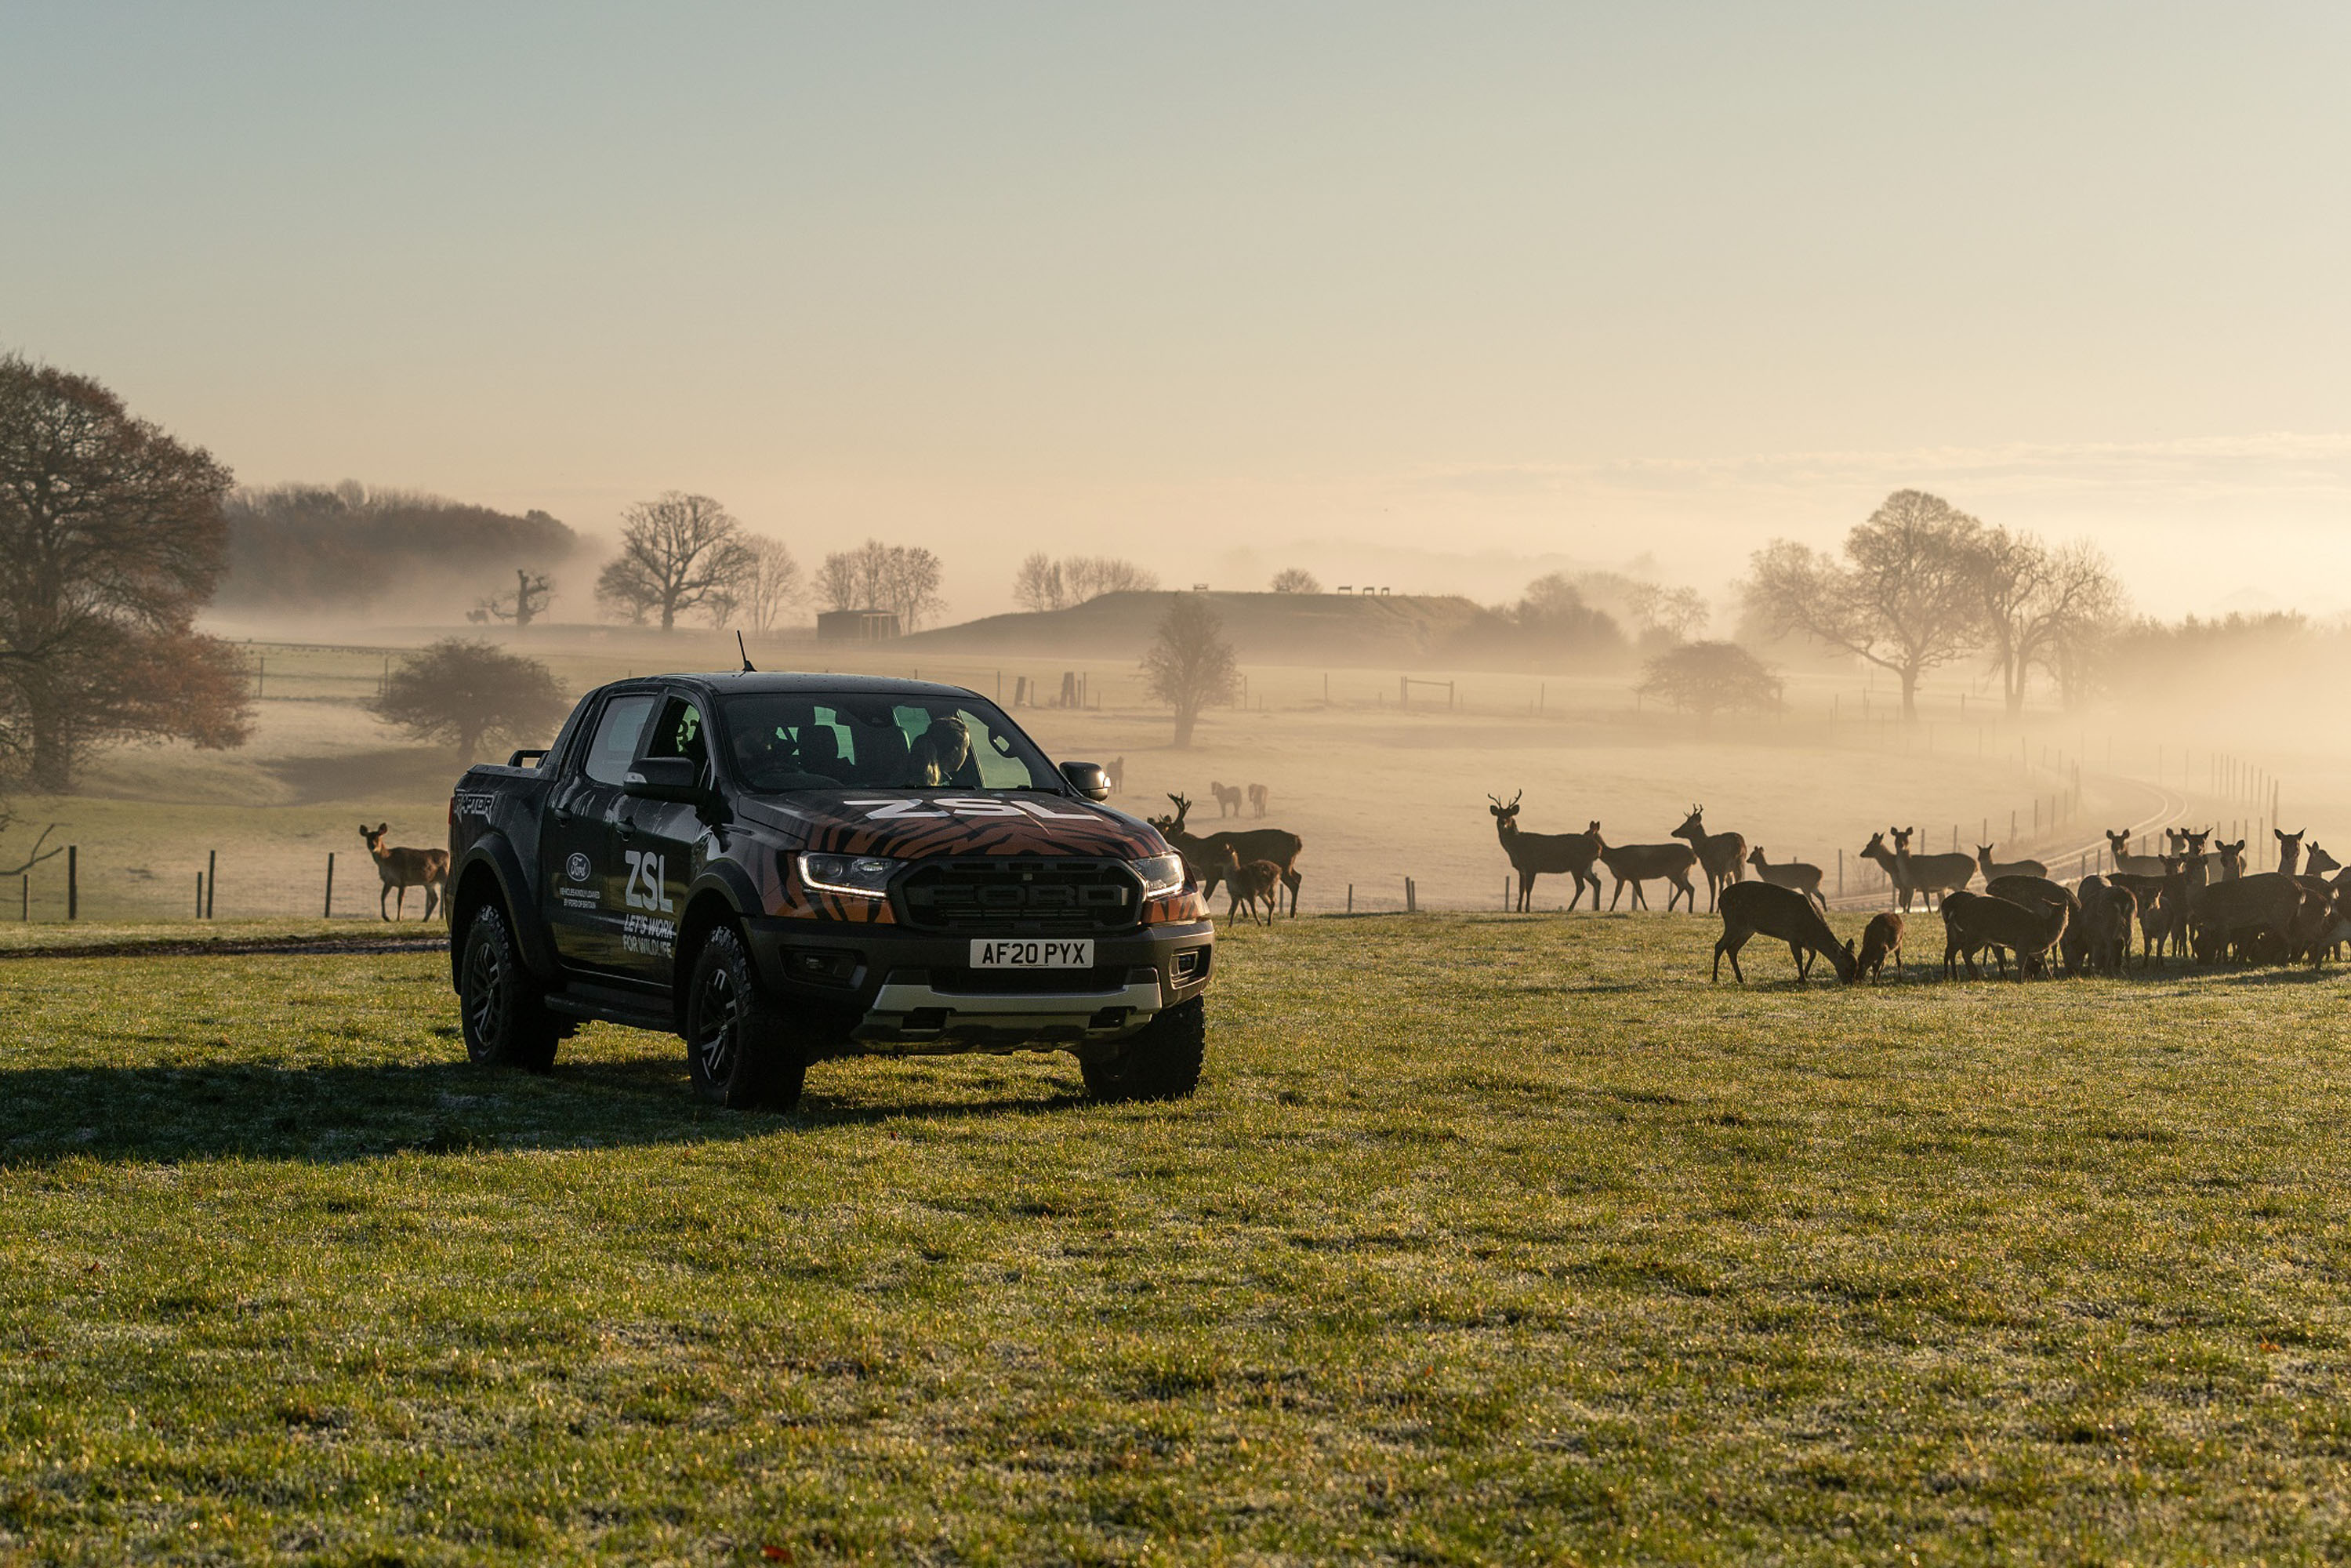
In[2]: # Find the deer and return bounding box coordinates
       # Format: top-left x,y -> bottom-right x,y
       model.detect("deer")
2305,841 -> 2342,879
1986,875 -> 2079,976
2188,873 -> 2304,966
2075,877 -> 2138,976
1941,890 -> 2069,982
2109,859 -> 2189,966
1593,828 -> 1700,913
1671,806 -> 1747,913
1246,783 -> 1270,818
1711,880 -> 1857,984
1104,757 -> 1124,795
1744,848 -> 1826,912
1890,826 -> 1975,912
2215,840 -> 2246,880
1859,831 -> 1914,911
1489,793 -> 1603,911
2276,828 -> 2306,877
1209,782 -> 1245,818
360,822 -> 448,922
1215,845 -> 1282,927
1976,844 -> 2048,883
2106,829 -> 2171,880
1160,794 -> 1304,918
1856,912 -> 1903,982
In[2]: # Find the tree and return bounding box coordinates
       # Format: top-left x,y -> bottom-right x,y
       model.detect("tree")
1743,489 -> 1983,719
1013,552 -> 1067,613
1063,556 -> 1158,600
371,639 -> 568,765
222,483 -> 579,615
2030,543 -> 2128,710
1624,583 -> 1709,642
818,539 -> 945,630
733,537 -> 803,633
595,492 -> 756,630
1635,641 -> 1781,733
0,354 -> 255,790
477,568 -> 553,628
1141,594 -> 1240,749
1270,568 -> 1322,593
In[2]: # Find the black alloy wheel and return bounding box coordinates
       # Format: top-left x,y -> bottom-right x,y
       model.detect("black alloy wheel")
685,924 -> 806,1112
1079,996 -> 1206,1102
459,902 -> 563,1072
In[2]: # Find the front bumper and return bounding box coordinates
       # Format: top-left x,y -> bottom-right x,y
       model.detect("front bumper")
741,916 -> 1215,1054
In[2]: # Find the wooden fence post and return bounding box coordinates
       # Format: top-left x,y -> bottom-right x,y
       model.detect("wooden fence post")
325,852 -> 336,918
206,850 -> 216,920
67,845 -> 77,920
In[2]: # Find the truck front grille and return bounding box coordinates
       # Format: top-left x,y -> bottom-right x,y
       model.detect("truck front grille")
895,857 -> 1139,935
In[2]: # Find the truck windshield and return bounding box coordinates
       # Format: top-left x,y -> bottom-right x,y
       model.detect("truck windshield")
719,694 -> 1059,794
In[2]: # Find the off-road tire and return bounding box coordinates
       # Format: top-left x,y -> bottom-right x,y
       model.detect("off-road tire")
459,902 -> 564,1073
1079,996 -> 1206,1102
684,924 -> 807,1112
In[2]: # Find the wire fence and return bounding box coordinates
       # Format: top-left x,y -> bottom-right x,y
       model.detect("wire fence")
9,845 -> 449,926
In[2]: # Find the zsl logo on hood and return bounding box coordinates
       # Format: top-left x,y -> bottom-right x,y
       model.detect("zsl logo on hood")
847,797 -> 1101,822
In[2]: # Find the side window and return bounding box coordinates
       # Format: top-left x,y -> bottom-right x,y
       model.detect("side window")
581,694 -> 658,786
644,696 -> 709,770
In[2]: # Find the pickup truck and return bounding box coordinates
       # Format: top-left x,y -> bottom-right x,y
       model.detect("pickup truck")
445,671 -> 1214,1110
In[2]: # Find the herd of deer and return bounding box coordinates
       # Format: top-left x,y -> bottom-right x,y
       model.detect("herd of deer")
1149,793 -> 1305,927
1489,793 -> 2351,985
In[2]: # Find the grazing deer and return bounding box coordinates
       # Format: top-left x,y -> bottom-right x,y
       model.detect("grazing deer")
1489,792 -> 1603,911
2276,828 -> 2306,877
1105,757 -> 1124,795
2215,840 -> 2246,880
1216,846 -> 1282,926
1856,912 -> 1903,982
360,822 -> 448,922
2106,829 -> 2171,879
1161,794 -> 1305,918
1986,876 -> 2079,976
1671,806 -> 1747,913
1942,890 -> 2068,981
1744,848 -> 1827,912
1976,844 -> 2048,883
1593,829 -> 1699,913
1209,782 -> 1245,818
1246,783 -> 1269,818
1711,880 -> 1856,984
1890,826 -> 1974,912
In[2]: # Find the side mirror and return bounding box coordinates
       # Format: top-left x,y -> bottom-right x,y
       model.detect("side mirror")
623,756 -> 704,803
1059,760 -> 1112,802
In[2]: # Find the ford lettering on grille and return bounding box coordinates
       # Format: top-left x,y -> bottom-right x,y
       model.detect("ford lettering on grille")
899,859 -> 1137,933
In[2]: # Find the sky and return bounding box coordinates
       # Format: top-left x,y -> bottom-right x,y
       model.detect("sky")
6,2 -> 2350,620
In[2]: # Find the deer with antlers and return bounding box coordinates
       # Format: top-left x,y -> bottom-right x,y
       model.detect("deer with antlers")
1156,794 -> 1305,918
360,822 -> 449,921
1671,806 -> 1747,913
1488,792 -> 1603,911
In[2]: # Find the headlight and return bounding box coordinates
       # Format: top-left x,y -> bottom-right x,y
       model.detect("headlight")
1130,853 -> 1188,898
797,852 -> 898,898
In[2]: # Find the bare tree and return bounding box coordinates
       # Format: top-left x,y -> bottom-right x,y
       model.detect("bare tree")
818,539 -> 945,630
478,568 -> 554,628
1141,594 -> 1240,749
0,354 -> 255,790
1013,552 -> 1067,613
735,536 -> 803,633
1744,489 -> 1983,719
1636,641 -> 1780,734
371,639 -> 569,765
1063,556 -> 1159,600
595,492 -> 756,631
1270,567 -> 1322,593
1625,583 -> 1709,642
2031,543 -> 2129,710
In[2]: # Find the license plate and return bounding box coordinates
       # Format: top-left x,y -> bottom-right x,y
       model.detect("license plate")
970,938 -> 1094,968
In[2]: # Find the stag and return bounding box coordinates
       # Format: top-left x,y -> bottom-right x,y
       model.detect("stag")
1671,806 -> 1747,913
1161,794 -> 1304,918
1489,792 -> 1603,911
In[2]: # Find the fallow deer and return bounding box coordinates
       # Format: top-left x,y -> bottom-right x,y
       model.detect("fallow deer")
1859,831 -> 1914,911
2215,840 -> 2246,880
1489,793 -> 1603,911
1986,875 -> 2079,976
1941,890 -> 2068,982
1744,848 -> 1826,912
1246,783 -> 1269,818
1162,794 -> 1305,918
1209,782 -> 1245,818
1891,826 -> 1974,912
1711,880 -> 1857,984
1976,844 -> 2048,883
1216,846 -> 1282,926
2276,828 -> 2307,877
1856,912 -> 1903,982
2306,841 -> 2342,879
1671,806 -> 1747,913
2075,877 -> 2137,976
2188,873 -> 2303,966
2106,829 -> 2171,880
1593,828 -> 1699,913
360,822 -> 448,922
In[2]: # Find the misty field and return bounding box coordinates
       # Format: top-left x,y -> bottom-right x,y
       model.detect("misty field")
6,913 -> 2351,1563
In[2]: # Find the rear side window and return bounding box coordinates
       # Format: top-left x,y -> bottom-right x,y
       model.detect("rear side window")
581,693 -> 658,786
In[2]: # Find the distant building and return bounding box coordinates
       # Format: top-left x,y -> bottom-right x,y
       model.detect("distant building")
816,609 -> 901,642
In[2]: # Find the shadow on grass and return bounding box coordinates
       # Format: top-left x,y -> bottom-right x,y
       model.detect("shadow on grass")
0,1053 -> 1094,1168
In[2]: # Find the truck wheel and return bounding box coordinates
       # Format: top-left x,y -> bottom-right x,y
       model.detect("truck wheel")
1079,996 -> 1206,1102
684,924 -> 807,1112
459,902 -> 564,1073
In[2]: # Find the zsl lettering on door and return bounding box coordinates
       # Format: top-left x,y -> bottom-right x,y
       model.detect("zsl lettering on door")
624,851 -> 675,912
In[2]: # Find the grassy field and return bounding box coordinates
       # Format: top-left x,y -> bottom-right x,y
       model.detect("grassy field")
6,913 -> 2351,1563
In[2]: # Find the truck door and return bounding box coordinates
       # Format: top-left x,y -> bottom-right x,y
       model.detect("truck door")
609,691 -> 714,984
540,689 -> 658,974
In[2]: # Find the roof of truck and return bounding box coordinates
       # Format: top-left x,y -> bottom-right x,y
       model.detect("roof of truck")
608,671 -> 982,699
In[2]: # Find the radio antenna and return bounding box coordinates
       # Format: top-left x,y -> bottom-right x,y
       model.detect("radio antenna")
735,630 -> 756,673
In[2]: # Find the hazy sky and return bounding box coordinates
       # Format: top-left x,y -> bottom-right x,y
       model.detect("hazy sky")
8,2 -> 2349,618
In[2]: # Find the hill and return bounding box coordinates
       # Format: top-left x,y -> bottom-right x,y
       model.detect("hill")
899,590 -> 1500,666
